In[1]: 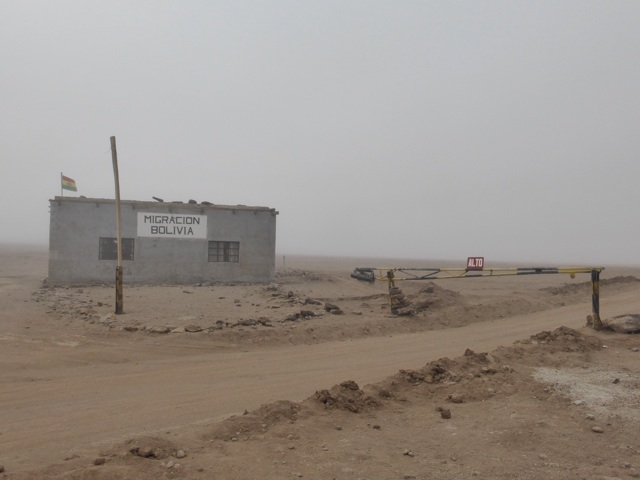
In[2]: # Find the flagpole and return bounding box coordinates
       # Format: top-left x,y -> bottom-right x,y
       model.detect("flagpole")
60,172 -> 63,197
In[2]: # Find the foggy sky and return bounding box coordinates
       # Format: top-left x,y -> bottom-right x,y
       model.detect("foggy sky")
2,1 -> 639,265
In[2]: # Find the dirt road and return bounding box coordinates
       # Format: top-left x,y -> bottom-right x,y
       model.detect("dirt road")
2,255 -> 639,474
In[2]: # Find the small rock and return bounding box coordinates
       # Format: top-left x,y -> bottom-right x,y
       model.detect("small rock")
440,409 -> 452,419
149,326 -> 171,334
603,314 -> 640,334
93,457 -> 106,466
586,414 -> 596,420
166,460 -> 175,468
372,424 -> 381,430
447,393 -> 465,404
573,400 -> 586,406
175,450 -> 186,459
592,426 -> 604,433
612,378 -> 620,384
403,449 -> 415,457
0,465 -> 4,473
632,347 -> 639,352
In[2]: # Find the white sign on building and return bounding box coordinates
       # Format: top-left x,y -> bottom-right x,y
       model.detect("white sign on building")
137,212 -> 207,239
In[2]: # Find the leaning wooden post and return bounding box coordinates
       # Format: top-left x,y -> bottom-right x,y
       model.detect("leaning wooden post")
111,136 -> 124,315
591,269 -> 601,330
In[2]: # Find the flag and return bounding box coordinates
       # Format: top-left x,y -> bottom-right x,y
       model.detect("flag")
61,175 -> 77,192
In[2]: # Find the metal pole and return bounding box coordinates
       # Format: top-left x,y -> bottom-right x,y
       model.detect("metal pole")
110,136 -> 124,315
591,269 -> 601,330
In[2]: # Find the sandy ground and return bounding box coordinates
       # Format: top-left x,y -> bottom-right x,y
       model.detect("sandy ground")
1,245 -> 640,479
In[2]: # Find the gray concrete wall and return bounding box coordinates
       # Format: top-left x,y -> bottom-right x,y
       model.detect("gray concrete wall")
48,197 -> 277,285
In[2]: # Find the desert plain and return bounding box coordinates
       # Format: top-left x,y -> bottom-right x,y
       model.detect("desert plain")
1,245 -> 640,480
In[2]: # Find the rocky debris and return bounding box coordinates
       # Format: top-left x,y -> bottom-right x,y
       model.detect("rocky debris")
93,457 -> 106,466
389,282 -> 467,315
127,436 -> 178,460
461,348 -> 494,367
304,298 -> 323,305
447,393 -> 465,404
389,287 -> 413,315
265,283 -> 280,292
324,303 -> 343,315
592,426 -> 604,433
603,314 -> 640,333
33,288 -> 100,321
398,369 -> 426,384
527,326 -> 602,352
283,310 -> 318,322
313,380 -> 380,413
184,324 -> 203,332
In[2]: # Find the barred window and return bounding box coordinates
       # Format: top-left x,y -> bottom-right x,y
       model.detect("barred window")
99,238 -> 135,261
208,241 -> 239,263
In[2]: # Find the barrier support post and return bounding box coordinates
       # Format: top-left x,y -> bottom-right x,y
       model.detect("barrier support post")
591,269 -> 602,330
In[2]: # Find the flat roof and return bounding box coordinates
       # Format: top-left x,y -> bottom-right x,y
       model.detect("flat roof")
51,196 -> 278,214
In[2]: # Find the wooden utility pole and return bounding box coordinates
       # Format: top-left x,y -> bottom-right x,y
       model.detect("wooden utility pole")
111,136 -> 124,314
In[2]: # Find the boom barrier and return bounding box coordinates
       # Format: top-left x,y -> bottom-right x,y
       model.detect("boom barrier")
351,266 -> 605,330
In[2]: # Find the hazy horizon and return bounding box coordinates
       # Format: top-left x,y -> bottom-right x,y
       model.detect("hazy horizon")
2,1 -> 639,265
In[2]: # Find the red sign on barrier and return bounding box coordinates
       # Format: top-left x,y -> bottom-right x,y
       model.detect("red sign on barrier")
467,257 -> 484,270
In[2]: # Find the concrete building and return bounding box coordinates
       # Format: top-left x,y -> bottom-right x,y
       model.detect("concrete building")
48,196 -> 278,285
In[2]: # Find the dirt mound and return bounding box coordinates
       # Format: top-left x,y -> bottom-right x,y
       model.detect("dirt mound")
206,400 -> 301,441
125,436 -> 179,460
311,379 -> 381,413
526,325 -> 602,352
542,275 -> 640,295
393,282 -> 467,315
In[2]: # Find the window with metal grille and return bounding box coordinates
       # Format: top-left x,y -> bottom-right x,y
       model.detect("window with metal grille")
99,238 -> 135,261
208,241 -> 239,263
